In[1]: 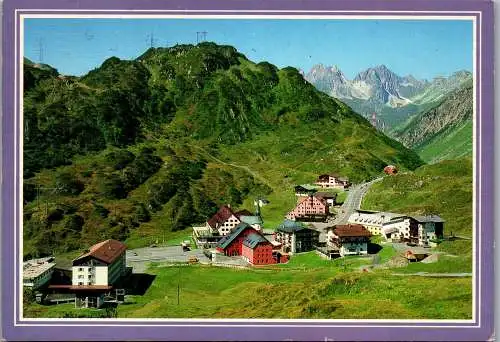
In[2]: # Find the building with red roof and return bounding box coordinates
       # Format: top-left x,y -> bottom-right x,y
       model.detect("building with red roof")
325,224 -> 371,257
72,240 -> 126,286
206,204 -> 241,236
71,239 -> 128,308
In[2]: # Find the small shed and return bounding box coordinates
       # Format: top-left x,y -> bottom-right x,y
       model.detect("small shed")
384,165 -> 398,175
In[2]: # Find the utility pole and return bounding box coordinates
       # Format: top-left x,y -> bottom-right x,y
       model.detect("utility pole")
196,31 -> 208,43
35,183 -> 63,215
177,266 -> 180,305
146,32 -> 157,48
38,38 -> 44,63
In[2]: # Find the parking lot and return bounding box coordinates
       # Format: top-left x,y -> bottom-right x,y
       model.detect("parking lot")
126,246 -> 211,273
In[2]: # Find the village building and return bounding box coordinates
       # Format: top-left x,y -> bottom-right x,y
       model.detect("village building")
206,205 -> 241,236
275,220 -> 320,254
362,212 -> 445,246
294,184 -> 318,197
70,239 -> 128,308
384,165 -> 398,175
326,224 -> 371,257
23,257 -> 56,290
193,205 -> 264,248
315,173 -> 350,189
236,209 -> 264,231
215,222 -> 260,256
286,195 -> 329,221
241,233 -> 275,265
315,192 -> 337,207
380,216 -> 415,242
413,215 -> 445,246
348,209 -> 406,236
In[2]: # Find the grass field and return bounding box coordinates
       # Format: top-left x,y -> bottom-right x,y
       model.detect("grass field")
25,249 -> 472,320
417,121 -> 473,163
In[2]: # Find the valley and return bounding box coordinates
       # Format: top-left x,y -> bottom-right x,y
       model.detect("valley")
22,42 -> 473,320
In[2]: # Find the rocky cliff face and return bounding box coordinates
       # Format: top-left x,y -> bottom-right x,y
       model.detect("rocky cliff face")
395,80 -> 473,148
305,64 -> 428,108
304,63 -> 472,131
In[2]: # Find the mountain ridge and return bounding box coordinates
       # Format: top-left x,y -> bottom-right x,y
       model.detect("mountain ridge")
304,63 -> 472,129
22,42 -> 423,258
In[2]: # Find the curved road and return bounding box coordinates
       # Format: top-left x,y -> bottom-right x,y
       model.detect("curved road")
331,177 -> 383,225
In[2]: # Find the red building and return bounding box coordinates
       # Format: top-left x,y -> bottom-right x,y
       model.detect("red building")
215,223 -> 258,256
384,165 -> 398,175
241,233 -> 276,265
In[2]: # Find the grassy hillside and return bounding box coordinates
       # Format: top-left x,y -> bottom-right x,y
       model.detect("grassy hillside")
417,121 -> 473,163
25,253 -> 472,319
394,81 -> 473,163
23,42 -> 423,259
362,158 -> 473,257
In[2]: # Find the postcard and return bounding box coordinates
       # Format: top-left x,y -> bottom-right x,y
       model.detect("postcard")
2,0 -> 494,340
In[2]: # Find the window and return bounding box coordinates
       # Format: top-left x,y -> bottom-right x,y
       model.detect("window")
78,267 -> 83,272
78,282 -> 83,286
78,275 -> 84,279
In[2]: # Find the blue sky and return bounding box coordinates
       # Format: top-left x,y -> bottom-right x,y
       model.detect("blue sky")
24,18 -> 473,80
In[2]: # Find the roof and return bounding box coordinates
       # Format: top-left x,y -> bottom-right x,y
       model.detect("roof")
217,222 -> 254,249
295,184 -> 317,192
277,219 -> 307,233
73,239 -> 126,265
242,233 -> 269,249
207,205 -> 237,229
234,209 -> 253,217
23,260 -> 56,279
318,173 -> 349,181
239,215 -> 263,226
410,215 -> 445,223
315,192 -> 337,199
382,226 -> 399,234
331,224 -> 371,238
49,285 -> 113,291
352,210 -> 407,223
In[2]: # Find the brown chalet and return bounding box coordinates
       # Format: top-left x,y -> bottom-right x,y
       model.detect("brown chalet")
326,224 -> 371,257
315,173 -> 350,189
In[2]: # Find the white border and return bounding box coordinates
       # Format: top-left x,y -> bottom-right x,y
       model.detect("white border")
15,11 -> 480,328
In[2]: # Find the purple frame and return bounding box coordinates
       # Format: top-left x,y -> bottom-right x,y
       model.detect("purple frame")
2,0 -> 494,340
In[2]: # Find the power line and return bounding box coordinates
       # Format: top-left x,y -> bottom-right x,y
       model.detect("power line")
36,38 -> 44,63
196,31 -> 208,43
146,32 -> 157,48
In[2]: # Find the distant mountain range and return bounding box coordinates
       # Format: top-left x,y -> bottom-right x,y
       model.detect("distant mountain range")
304,64 -> 472,130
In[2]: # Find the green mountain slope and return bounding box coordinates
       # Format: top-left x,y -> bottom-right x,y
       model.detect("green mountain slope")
362,158 -> 472,256
417,121 -> 473,163
394,80 -> 473,163
23,42 -> 423,258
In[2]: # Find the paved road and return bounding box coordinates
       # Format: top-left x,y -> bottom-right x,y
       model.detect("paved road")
391,272 -> 472,278
331,177 -> 383,225
126,246 -> 210,273
307,178 -> 383,241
